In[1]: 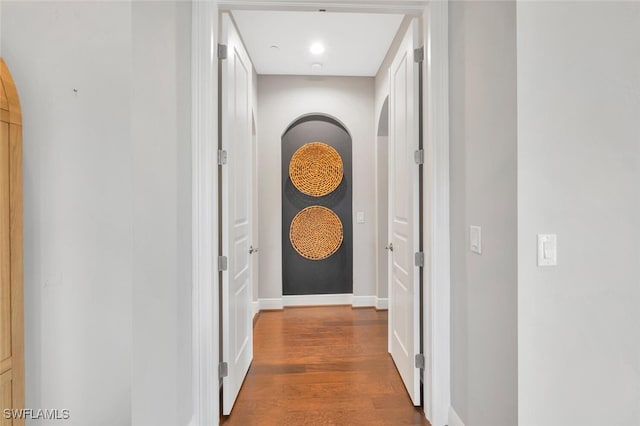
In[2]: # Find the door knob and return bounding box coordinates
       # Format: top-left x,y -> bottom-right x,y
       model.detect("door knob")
249,245 -> 259,254
385,243 -> 394,252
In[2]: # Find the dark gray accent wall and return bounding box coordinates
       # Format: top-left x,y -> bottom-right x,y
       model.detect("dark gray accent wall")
282,115 -> 353,295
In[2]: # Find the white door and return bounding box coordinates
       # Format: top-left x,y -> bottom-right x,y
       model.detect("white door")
388,19 -> 421,406
220,13 -> 254,415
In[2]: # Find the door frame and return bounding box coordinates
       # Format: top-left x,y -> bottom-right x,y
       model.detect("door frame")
191,1 -> 451,425
191,2 -> 219,426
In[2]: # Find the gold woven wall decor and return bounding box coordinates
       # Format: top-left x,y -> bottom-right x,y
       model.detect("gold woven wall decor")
289,142 -> 343,197
290,206 -> 343,260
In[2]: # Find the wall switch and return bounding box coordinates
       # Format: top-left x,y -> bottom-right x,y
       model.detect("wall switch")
537,234 -> 557,266
470,225 -> 482,254
356,211 -> 365,224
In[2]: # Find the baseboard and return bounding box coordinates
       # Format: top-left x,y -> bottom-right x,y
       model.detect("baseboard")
282,293 -> 352,306
258,295 -> 383,309
352,295 -> 377,307
448,406 -> 465,426
258,298 -> 284,310
252,301 -> 260,317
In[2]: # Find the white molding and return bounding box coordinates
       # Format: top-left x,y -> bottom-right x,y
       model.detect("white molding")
252,301 -> 260,317
423,2 -> 451,425
258,298 -> 284,310
282,294 -> 353,306
217,1 -> 428,14
191,2 -> 218,426
259,295 -> 382,309
375,297 -> 389,310
448,406 -> 465,426
352,295 -> 377,307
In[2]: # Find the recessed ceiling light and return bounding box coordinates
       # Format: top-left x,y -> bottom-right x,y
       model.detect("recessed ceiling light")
311,63 -> 323,71
310,42 -> 325,55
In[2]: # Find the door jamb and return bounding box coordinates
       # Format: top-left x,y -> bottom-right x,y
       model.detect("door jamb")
191,2 -> 219,426
422,2 -> 451,425
191,1 -> 451,425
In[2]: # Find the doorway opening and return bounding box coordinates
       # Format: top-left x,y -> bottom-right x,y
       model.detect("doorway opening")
376,96 -> 390,313
191,2 -> 451,426
221,5 -> 422,419
251,111 -> 259,316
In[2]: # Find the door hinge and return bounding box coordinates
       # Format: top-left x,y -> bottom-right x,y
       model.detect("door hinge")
414,149 -> 424,165
218,362 -> 228,378
415,353 -> 425,369
217,43 -> 228,60
218,149 -> 227,165
414,46 -> 425,63
415,251 -> 425,268
218,256 -> 228,272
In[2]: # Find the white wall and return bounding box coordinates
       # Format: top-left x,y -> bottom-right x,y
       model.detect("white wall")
517,2 -> 640,425
131,2 -> 192,426
1,2 -> 193,425
448,2 -> 518,425
375,130 -> 388,301
374,16 -> 411,131
251,67 -> 259,305
2,2 -> 133,424
257,75 -> 375,302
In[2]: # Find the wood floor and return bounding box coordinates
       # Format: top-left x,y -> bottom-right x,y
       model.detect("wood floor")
221,306 -> 431,426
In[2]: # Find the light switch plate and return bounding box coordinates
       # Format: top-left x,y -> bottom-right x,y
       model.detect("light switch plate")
470,225 -> 482,254
356,211 -> 365,224
537,234 -> 557,266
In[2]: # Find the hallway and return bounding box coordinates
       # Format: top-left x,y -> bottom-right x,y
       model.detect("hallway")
221,306 -> 430,425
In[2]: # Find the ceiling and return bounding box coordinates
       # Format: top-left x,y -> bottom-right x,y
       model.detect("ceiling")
231,10 -> 404,77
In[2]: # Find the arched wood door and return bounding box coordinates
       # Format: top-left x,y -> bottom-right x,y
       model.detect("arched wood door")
0,58 -> 24,425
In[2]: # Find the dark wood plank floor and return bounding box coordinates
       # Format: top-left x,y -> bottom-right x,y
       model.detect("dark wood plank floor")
221,306 -> 431,426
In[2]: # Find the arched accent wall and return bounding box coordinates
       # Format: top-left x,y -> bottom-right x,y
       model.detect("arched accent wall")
281,114 -> 353,295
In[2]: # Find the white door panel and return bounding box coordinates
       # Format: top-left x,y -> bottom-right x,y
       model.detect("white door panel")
388,19 -> 421,406
221,13 -> 253,416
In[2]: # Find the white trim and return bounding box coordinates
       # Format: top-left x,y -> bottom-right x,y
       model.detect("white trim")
252,301 -> 260,317
352,295 -> 377,307
283,294 -> 353,306
191,1 -> 219,426
448,406 -> 465,426
375,297 -> 388,310
258,298 -> 284,310
217,1 -> 428,14
423,2 -> 451,425
258,295 -> 382,309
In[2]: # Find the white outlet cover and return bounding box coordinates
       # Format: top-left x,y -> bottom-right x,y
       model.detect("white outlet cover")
537,234 -> 557,266
470,225 -> 482,254
356,211 -> 365,224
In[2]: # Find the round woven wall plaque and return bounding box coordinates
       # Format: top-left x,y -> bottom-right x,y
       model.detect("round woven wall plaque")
289,142 -> 343,197
290,206 -> 343,260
